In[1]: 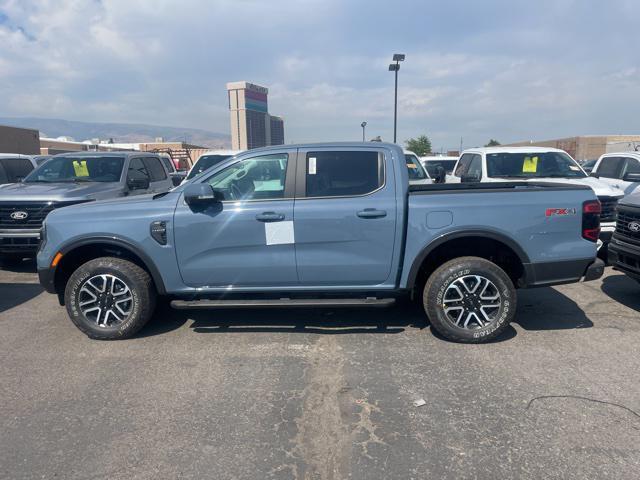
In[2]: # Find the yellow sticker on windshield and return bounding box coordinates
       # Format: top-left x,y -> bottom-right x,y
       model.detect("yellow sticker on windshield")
523,156 -> 538,173
72,160 -> 89,177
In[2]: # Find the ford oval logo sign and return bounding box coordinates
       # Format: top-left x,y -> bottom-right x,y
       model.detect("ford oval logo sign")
10,211 -> 29,220
629,221 -> 640,233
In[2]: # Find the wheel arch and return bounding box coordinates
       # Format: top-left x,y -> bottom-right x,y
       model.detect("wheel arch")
406,229 -> 530,291
53,236 -> 167,301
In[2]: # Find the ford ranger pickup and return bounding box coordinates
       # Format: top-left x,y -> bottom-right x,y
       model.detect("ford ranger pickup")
37,143 -> 604,343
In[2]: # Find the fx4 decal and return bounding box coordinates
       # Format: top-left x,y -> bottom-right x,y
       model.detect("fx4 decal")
546,208 -> 577,217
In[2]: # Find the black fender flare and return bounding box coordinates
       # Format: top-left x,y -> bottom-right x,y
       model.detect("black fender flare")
55,235 -> 167,295
406,229 -> 531,289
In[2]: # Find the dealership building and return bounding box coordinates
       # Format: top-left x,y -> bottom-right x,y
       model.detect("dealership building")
227,81 -> 285,150
504,135 -> 640,161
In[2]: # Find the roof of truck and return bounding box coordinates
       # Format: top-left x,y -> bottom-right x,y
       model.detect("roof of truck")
463,146 -> 567,155
54,151 -> 158,158
235,142 -> 400,155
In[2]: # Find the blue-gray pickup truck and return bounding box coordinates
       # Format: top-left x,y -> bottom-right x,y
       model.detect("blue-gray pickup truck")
37,142 -> 604,343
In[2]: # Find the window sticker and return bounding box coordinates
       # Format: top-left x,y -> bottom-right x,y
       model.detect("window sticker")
72,160 -> 89,177
265,221 -> 295,245
308,157 -> 317,175
522,156 -> 538,173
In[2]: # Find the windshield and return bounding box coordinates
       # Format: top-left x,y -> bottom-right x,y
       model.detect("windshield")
24,156 -> 125,183
486,152 -> 586,179
187,154 -> 234,179
404,154 -> 428,180
424,160 -> 457,176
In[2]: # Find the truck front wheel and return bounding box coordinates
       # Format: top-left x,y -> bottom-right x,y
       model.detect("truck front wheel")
64,257 -> 156,340
423,256 -> 516,343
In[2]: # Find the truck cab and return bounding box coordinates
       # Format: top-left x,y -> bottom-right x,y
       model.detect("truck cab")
0,154 -> 38,186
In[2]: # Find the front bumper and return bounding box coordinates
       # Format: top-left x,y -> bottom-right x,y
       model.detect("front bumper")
38,266 -> 57,294
0,229 -> 41,254
608,237 -> 640,281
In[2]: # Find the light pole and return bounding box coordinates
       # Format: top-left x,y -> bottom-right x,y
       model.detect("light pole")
361,121 -> 367,141
388,53 -> 405,143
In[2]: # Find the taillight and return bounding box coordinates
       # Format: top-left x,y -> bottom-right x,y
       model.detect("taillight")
582,200 -> 601,242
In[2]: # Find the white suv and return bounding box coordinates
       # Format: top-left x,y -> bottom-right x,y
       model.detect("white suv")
0,154 -> 39,186
591,152 -> 640,197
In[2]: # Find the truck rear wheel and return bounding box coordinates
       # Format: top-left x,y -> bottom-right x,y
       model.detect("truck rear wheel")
64,257 -> 156,340
423,256 -> 516,343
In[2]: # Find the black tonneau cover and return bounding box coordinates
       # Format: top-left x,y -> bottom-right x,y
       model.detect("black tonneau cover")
409,181 -> 591,194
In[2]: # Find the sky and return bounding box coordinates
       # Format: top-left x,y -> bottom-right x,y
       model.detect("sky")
1,0 -> 640,151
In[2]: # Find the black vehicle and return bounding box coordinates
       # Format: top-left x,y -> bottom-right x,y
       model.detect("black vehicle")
608,194 -> 640,282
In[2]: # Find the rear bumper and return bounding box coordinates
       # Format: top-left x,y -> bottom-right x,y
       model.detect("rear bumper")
608,238 -> 640,281
522,257 -> 604,288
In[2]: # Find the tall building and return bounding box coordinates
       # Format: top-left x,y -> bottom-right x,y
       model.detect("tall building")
227,81 -> 285,150
270,115 -> 284,146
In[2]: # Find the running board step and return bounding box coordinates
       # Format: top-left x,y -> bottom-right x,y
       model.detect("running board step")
170,297 -> 396,310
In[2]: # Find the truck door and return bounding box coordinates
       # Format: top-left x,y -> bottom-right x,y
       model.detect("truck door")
173,150 -> 298,288
293,147 -> 397,286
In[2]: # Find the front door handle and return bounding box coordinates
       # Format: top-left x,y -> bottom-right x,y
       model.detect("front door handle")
357,208 -> 387,219
256,212 -> 285,222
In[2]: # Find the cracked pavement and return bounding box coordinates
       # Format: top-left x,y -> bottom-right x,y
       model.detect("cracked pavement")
1,262 -> 640,479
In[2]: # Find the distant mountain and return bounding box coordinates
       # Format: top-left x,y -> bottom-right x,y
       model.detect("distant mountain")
0,117 -> 231,148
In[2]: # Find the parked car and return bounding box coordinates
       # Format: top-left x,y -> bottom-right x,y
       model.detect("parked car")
447,147 -> 623,254
404,150 -> 432,185
37,142 -> 603,343
184,150 -> 241,182
0,152 -> 173,261
580,159 -> 597,174
590,152 -> 640,197
158,153 -> 187,187
608,191 -> 640,283
0,154 -> 39,186
421,155 -> 458,183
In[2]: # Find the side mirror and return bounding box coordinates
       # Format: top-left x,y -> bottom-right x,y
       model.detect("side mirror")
435,166 -> 446,184
184,183 -> 224,207
171,175 -> 182,187
623,172 -> 640,182
127,177 -> 150,190
461,172 -> 481,183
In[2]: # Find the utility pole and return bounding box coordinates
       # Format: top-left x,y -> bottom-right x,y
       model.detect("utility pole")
388,54 -> 405,143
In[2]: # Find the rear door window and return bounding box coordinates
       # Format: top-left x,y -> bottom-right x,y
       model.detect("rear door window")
160,156 -> 175,173
0,158 -> 33,182
305,151 -> 383,198
596,157 -> 625,179
142,157 -> 167,182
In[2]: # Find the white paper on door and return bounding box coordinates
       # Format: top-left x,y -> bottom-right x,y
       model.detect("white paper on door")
265,221 -> 295,245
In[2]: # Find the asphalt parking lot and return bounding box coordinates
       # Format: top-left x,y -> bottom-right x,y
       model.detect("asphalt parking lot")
1,262 -> 639,479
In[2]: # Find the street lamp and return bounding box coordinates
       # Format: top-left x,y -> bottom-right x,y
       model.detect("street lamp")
389,53 -> 405,143
361,121 -> 367,141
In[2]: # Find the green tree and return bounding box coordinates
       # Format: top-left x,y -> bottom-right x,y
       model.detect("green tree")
405,135 -> 432,156
485,139 -> 501,147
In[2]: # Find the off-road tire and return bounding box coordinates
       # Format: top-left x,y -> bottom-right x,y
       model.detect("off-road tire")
423,256 -> 516,343
64,257 -> 156,340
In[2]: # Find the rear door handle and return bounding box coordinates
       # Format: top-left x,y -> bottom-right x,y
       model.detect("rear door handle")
256,212 -> 285,222
357,208 -> 387,219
